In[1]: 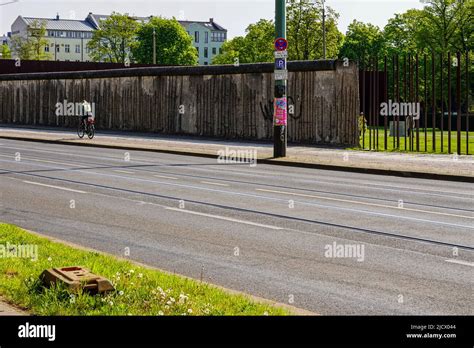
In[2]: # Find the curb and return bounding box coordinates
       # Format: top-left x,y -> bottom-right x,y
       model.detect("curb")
1,135 -> 473,183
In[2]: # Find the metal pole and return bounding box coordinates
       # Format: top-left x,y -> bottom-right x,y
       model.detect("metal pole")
153,28 -> 156,65
322,0 -> 326,59
274,0 -> 287,158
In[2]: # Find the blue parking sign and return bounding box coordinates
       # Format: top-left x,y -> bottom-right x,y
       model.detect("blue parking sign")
275,58 -> 286,70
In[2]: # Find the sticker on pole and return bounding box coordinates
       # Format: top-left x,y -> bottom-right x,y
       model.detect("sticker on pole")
274,70 -> 288,81
274,97 -> 287,126
274,38 -> 288,51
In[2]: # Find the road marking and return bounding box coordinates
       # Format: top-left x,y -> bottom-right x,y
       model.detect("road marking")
256,188 -> 474,220
23,180 -> 86,193
153,175 -> 178,180
0,154 -> 83,168
200,181 -> 229,187
445,259 -> 474,267
2,158 -> 471,230
1,145 -> 472,200
114,170 -> 135,174
165,207 -> 282,230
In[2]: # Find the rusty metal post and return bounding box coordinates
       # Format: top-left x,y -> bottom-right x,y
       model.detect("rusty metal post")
384,55 -> 388,150
456,52 -> 462,155
416,54 -> 420,152
431,51 -> 436,152
440,52 -> 444,152
448,52 -> 452,154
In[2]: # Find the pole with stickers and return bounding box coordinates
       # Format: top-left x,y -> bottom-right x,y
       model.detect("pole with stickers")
274,0 -> 288,158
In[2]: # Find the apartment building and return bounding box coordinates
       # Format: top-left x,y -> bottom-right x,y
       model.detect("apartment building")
11,13 -> 227,64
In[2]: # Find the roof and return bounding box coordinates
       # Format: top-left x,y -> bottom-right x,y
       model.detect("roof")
22,17 -> 95,31
88,13 -> 226,32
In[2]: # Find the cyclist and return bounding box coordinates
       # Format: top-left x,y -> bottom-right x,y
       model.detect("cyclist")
81,100 -> 94,127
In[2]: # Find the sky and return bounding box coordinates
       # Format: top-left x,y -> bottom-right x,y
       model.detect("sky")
0,0 -> 425,37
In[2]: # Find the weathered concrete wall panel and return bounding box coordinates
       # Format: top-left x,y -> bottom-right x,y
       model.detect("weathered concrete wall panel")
0,61 -> 359,146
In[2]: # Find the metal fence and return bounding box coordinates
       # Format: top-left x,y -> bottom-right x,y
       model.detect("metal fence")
359,51 -> 472,155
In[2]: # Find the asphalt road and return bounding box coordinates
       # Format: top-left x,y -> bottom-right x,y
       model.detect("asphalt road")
0,138 -> 473,315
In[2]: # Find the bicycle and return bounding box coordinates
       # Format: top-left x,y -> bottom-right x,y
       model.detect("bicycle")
77,117 -> 95,139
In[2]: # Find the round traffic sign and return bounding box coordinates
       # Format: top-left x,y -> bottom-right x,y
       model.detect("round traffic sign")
274,38 -> 288,51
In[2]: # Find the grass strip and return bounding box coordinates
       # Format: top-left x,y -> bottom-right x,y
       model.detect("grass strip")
0,223 -> 288,316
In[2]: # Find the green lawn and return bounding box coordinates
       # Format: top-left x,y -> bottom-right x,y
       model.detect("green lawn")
358,129 -> 473,155
0,223 -> 289,316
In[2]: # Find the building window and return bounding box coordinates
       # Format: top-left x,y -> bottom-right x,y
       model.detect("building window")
194,31 -> 199,43
75,45 -> 80,53
204,47 -> 208,58
204,62 -> 208,65
205,32 -> 209,44
44,45 -> 49,52
65,44 -> 70,53
195,46 -> 199,57
212,47 -> 217,55
211,32 -> 227,42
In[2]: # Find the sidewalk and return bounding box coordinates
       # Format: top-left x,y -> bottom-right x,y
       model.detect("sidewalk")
0,126 -> 472,181
0,297 -> 26,316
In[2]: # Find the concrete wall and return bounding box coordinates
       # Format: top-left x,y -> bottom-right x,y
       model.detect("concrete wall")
0,60 -> 359,146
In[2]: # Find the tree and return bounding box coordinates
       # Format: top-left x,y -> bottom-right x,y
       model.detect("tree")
213,2 -> 343,64
339,20 -> 385,67
87,12 -> 139,63
383,9 -> 426,55
419,0 -> 472,53
213,19 -> 274,64
11,20 -> 51,60
287,0 -> 343,60
133,17 -> 198,65
0,44 -> 11,59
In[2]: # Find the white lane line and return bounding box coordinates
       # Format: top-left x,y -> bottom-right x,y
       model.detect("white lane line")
256,188 -> 474,220
0,154 -> 84,168
23,180 -> 86,193
445,259 -> 474,267
200,181 -> 229,187
1,145 -> 472,200
153,175 -> 179,180
2,158 -> 472,230
165,207 -> 282,230
114,170 -> 135,174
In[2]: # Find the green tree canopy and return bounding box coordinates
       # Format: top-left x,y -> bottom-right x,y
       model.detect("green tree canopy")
213,19 -> 274,64
287,0 -> 343,60
87,12 -> 139,63
338,20 -> 385,67
11,20 -> 51,60
0,44 -> 11,59
133,17 -> 198,65
213,2 -> 343,64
